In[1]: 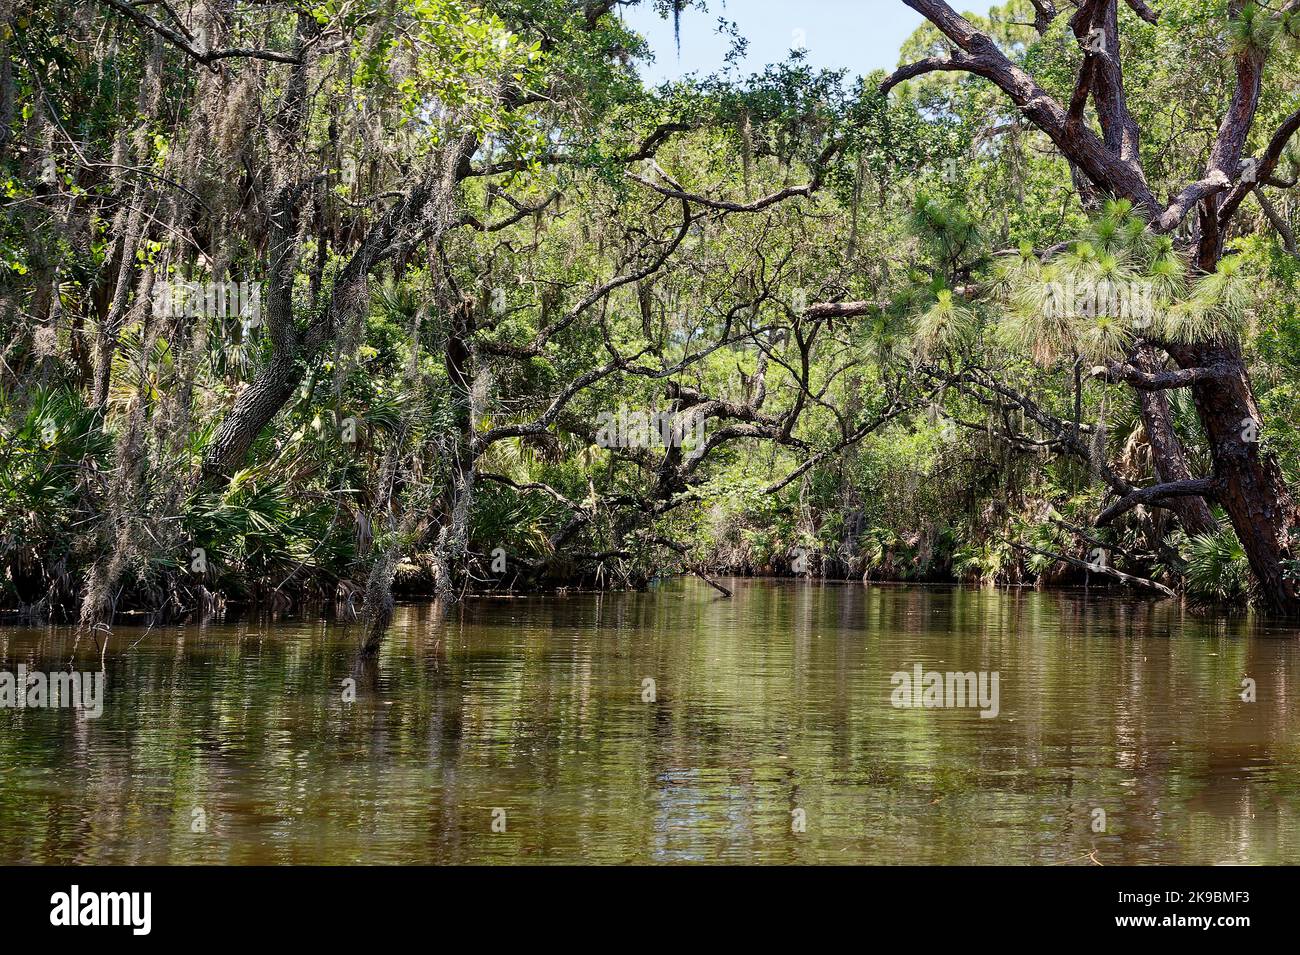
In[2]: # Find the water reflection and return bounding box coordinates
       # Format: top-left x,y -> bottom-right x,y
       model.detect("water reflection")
1,581 -> 1298,864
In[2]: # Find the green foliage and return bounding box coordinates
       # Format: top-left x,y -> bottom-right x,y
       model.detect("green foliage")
1173,528 -> 1253,604
7,0 -> 1300,621
0,389 -> 112,603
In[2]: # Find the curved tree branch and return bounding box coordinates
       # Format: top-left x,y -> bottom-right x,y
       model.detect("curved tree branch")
1096,478 -> 1219,526
98,0 -> 303,66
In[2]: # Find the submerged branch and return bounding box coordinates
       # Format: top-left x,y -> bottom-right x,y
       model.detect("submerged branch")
1007,541 -> 1176,598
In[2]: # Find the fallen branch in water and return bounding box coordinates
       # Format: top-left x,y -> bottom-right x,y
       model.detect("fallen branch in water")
649,537 -> 733,597
1006,540 -> 1176,598
1047,516 -> 1150,567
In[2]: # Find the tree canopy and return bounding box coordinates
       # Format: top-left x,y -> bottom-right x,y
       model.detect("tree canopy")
4,0 -> 1300,647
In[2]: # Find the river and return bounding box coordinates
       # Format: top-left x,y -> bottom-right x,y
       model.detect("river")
2,579 -> 1298,863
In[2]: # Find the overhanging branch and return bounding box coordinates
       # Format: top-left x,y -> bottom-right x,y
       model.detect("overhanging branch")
98,0 -> 303,66
1096,478 -> 1219,526
1090,361 -> 1234,390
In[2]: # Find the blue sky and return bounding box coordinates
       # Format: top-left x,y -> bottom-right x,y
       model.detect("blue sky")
621,0 -> 1000,84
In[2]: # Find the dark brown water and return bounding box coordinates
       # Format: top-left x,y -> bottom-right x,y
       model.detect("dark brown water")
2,580 -> 1299,864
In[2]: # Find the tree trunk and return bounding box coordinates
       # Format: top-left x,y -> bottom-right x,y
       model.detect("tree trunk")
431,304 -> 477,605
431,459 -> 474,604
1173,340 -> 1300,613
1132,345 -> 1218,537
199,352 -> 303,482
